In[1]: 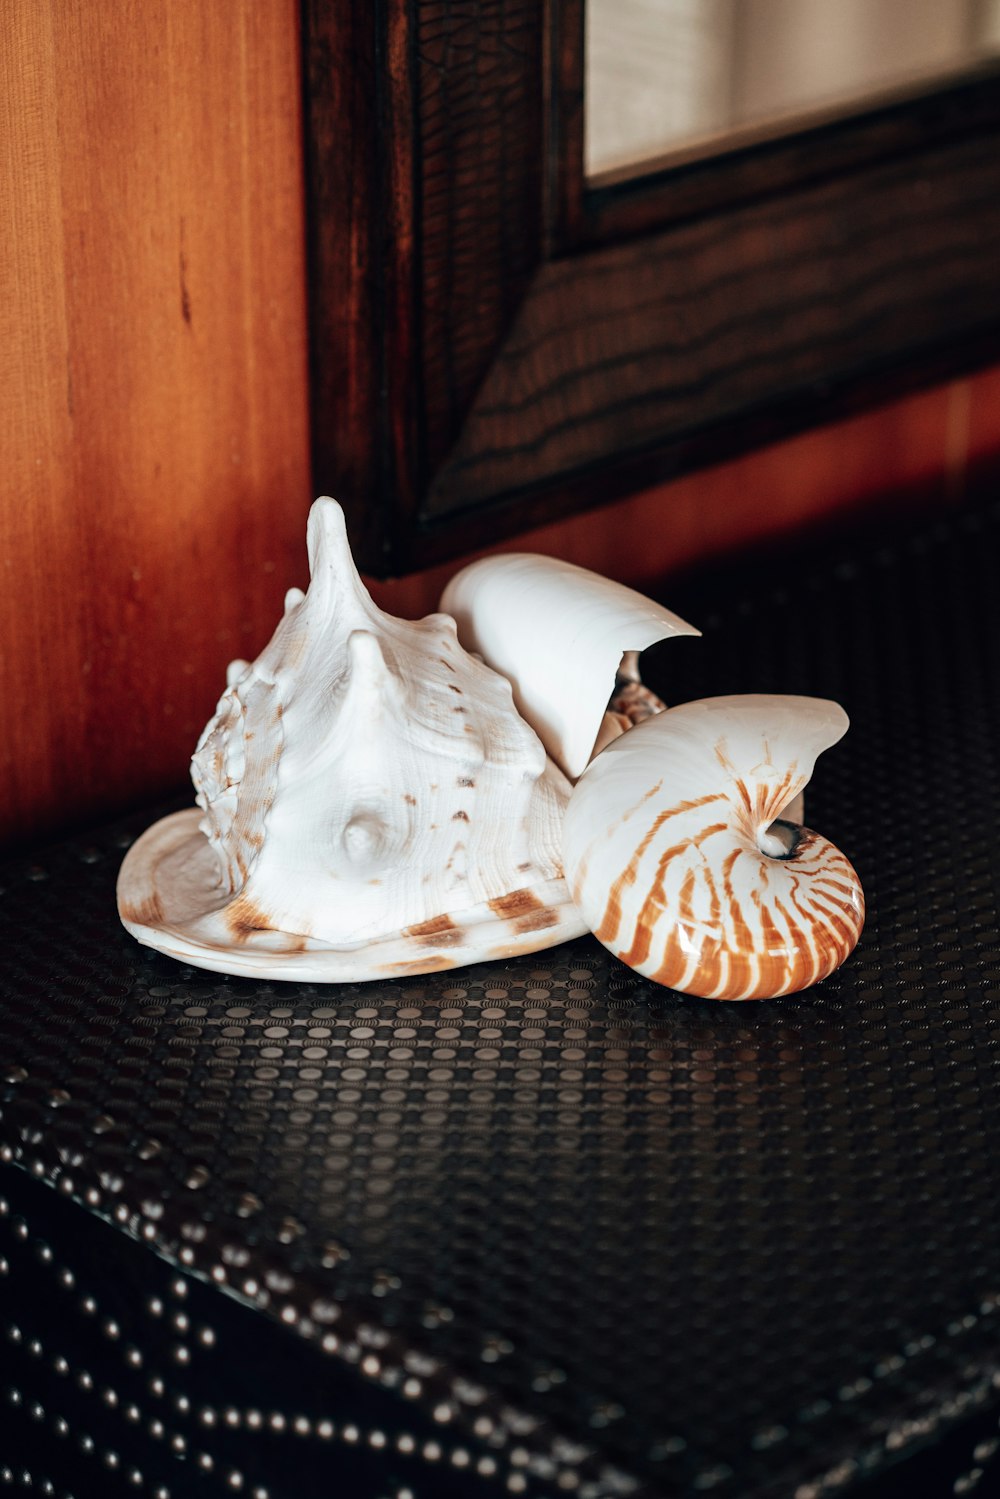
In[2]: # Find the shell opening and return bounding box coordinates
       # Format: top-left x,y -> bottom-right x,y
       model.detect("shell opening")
589,654 -> 670,763
608,658 -> 668,728
757,819 -> 802,860
590,653 -> 668,755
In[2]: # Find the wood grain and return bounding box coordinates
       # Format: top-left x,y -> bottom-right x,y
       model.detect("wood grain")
416,0 -> 545,477
305,0 -> 1000,572
303,0 -> 411,572
8,4 -> 1000,852
0,1 -> 311,849
305,0 -> 545,570
427,131 -> 1000,514
368,372 -> 964,619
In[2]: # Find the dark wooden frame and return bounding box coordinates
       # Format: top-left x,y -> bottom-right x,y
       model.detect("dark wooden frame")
304,2 -> 1000,576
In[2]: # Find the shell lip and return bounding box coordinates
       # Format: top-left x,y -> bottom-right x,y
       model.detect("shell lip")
440,552 -> 701,782
116,808 -> 588,983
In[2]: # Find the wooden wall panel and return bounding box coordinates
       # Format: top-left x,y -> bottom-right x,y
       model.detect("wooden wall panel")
0,1 -> 312,849
3,2 -> 999,852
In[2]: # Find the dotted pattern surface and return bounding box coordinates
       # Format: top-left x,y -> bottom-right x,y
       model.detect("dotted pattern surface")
3,503 -> 1000,1497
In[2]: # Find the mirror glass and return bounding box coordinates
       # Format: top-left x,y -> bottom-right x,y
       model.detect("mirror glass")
586,0 -> 1000,181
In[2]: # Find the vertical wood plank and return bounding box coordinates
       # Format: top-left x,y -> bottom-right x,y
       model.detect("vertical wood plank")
0,0 -> 312,848
416,0 -> 545,475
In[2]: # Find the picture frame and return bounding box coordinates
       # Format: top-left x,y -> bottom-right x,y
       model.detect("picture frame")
303,1 -> 1000,575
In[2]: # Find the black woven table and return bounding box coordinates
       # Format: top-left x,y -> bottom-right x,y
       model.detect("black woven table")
3,500 -> 1000,1499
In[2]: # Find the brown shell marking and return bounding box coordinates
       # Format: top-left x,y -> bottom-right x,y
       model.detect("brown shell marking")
626,819 -> 865,1000
220,896 -> 308,953
225,893 -> 274,941
595,794 -> 727,947
730,768 -> 799,833
644,866 -> 699,991
389,955 -> 457,976
717,848 -> 757,999
119,889 -> 164,929
488,888 -> 560,934
405,914 -> 463,948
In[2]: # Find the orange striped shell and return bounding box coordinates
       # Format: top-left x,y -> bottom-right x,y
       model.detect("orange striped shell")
563,696 -> 864,1000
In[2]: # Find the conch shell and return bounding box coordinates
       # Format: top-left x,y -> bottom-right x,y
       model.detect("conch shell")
116,499 -> 588,980
562,695 -> 865,999
441,554 -> 699,779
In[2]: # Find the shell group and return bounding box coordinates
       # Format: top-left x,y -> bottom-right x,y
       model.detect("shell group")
118,498 -> 864,998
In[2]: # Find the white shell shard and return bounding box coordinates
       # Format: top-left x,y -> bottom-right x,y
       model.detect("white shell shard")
562,695 -> 865,1000
117,498 -> 588,981
440,554 -> 699,781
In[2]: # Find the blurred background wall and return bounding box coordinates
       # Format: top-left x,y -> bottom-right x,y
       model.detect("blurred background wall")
3,1 -> 999,849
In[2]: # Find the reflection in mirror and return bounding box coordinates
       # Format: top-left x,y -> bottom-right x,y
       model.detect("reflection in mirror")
586,0 -> 1000,181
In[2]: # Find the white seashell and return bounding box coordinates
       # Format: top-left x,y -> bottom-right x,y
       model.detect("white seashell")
562,695 -> 864,1000
440,554 -> 699,780
117,498 -> 588,981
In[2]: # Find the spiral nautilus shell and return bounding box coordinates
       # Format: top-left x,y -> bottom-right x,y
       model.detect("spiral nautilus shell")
563,695 -> 865,1000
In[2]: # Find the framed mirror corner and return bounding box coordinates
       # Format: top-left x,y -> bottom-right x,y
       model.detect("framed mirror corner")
303,0 -> 1000,576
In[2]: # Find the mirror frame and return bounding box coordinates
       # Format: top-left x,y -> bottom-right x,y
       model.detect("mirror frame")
304,1 -> 1000,575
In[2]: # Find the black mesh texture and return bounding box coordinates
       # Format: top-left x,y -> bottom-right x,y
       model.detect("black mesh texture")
3,501 -> 1000,1498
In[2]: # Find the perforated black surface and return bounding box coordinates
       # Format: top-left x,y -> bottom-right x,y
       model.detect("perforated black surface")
3,502 -> 1000,1498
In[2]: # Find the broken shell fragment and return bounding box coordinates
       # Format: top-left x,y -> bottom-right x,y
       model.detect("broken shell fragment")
562,695 -> 864,1000
116,498 -> 588,981
440,555 -> 699,781
592,662 -> 670,759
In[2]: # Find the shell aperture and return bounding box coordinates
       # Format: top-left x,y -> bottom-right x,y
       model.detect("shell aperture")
562,695 -> 864,1000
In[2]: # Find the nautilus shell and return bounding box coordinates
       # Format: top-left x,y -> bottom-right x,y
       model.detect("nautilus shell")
562,695 -> 865,1000
117,499 -> 588,980
118,498 -> 864,998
